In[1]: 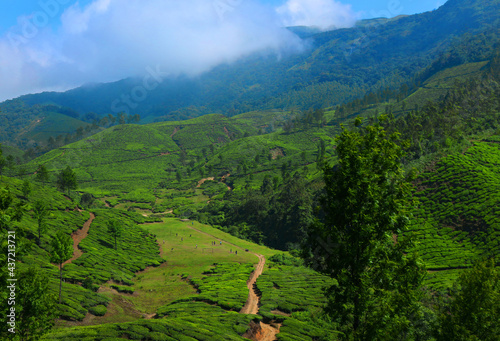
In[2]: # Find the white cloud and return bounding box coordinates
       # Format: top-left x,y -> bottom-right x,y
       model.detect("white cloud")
277,0 -> 358,30
0,0 -> 304,101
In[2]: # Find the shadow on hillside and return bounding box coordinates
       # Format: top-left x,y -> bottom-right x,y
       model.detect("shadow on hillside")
97,239 -> 114,249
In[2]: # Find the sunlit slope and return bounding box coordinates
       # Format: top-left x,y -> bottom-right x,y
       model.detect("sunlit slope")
0,176 -> 163,321
25,111 -> 334,196
45,218 -> 336,340
355,61 -> 490,120
409,136 -> 500,289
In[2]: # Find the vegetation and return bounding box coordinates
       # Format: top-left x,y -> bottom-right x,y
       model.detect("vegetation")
56,166 -> 78,196
106,219 -> 123,250
303,119 -> 426,339
0,1 -> 498,339
50,231 -> 74,304
437,259 -> 499,340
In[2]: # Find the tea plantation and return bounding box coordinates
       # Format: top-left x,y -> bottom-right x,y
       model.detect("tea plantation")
409,137 -> 500,289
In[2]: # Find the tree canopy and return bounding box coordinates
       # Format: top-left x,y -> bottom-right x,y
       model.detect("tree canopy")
50,231 -> 73,304
56,166 -> 78,196
303,117 -> 425,339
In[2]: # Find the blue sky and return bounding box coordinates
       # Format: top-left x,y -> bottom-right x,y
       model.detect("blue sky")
0,0 -> 446,101
0,0 -> 444,34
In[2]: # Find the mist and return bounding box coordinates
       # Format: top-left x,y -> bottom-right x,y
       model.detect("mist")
0,0 -> 358,101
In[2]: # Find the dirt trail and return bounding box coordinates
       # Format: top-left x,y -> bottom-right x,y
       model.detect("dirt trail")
184,224 -> 279,340
239,254 -> 265,314
197,177 -> 215,187
63,212 -> 95,267
184,224 -> 266,314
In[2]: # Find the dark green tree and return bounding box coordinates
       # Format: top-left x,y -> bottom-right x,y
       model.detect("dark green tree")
438,259 -> 499,341
303,117 -> 425,339
16,267 -> 57,340
107,219 -> 123,250
33,200 -> 49,246
21,180 -> 32,200
0,145 -> 6,180
80,193 -> 95,208
0,187 -> 24,231
56,166 -> 77,196
50,231 -> 73,304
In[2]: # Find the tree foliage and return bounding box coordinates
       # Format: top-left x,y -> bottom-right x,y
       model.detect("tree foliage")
33,200 -> 49,246
438,258 -> 500,341
50,231 -> 73,304
107,219 -> 123,250
35,164 -> 50,186
16,267 -> 57,340
303,118 -> 425,339
56,166 -> 77,196
0,187 -> 24,231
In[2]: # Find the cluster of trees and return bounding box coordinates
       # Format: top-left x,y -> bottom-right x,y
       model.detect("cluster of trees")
382,57 -> 500,162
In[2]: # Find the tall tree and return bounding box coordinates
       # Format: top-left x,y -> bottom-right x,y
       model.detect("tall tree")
107,219 -> 123,250
56,166 -> 78,196
0,144 -> 6,180
303,117 -> 425,339
33,200 -> 49,246
438,259 -> 499,341
0,187 -> 24,231
21,180 -> 32,200
35,164 -> 50,186
16,267 -> 57,340
50,231 -> 73,304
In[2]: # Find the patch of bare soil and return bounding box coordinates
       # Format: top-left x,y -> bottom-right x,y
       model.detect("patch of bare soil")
270,310 -> 291,317
197,177 -> 215,187
170,127 -> 180,137
243,320 -> 281,341
62,212 -> 95,267
269,148 -> 285,160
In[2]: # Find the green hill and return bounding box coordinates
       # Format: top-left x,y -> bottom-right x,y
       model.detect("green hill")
408,137 -> 500,289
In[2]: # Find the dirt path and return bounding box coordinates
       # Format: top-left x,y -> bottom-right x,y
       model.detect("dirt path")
197,177 -> 215,187
239,254 -> 265,315
184,224 -> 266,314
63,212 -> 95,267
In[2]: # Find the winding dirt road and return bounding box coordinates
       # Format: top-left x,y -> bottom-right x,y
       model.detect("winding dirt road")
63,212 -> 95,267
239,254 -> 265,314
184,223 -> 280,341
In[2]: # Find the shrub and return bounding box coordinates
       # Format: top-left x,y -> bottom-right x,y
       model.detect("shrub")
89,305 -> 107,316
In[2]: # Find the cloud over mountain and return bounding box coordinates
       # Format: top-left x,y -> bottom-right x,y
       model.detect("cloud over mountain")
0,0 -> 314,101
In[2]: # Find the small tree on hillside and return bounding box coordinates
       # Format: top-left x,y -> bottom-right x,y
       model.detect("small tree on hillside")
33,200 -> 49,246
35,164 -> 50,186
50,231 -> 73,304
56,166 -> 77,196
21,180 -> 32,200
0,187 -> 24,231
438,259 -> 499,340
16,267 -> 57,340
107,219 -> 123,250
